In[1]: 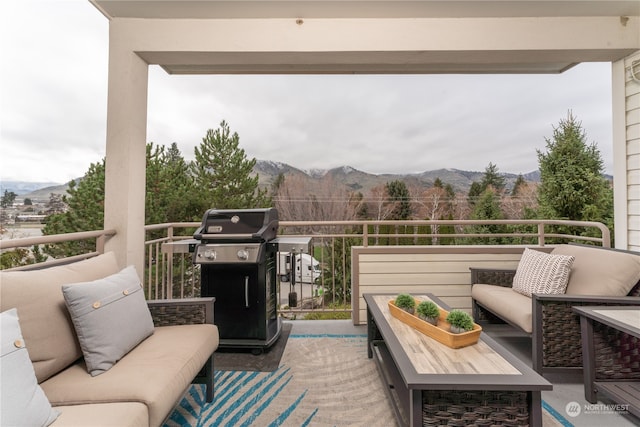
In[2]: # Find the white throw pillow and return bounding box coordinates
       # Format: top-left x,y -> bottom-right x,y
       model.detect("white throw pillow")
512,248 -> 575,297
1,308 -> 60,427
62,265 -> 155,376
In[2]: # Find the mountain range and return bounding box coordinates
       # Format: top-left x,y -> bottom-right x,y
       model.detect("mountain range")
252,161 -> 540,194
2,161 -> 540,202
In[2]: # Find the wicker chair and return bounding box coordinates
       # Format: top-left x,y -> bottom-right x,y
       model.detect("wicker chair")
147,297 -> 216,402
471,246 -> 640,376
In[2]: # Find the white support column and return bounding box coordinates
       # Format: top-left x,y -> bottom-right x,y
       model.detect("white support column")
103,21 -> 148,275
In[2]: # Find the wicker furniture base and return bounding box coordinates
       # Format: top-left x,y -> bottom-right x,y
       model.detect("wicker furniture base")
574,306 -> 640,420
422,390 -> 529,427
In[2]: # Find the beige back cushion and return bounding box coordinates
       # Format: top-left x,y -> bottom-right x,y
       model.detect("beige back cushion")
0,252 -> 120,383
552,245 -> 640,296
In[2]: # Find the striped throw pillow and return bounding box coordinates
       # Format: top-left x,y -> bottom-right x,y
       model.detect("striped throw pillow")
512,248 -> 575,297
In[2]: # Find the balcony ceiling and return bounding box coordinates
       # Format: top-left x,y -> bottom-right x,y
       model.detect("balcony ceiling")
91,1 -> 640,20
89,0 -> 640,74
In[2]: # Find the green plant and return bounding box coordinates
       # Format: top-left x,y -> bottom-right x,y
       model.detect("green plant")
394,294 -> 416,313
445,309 -> 474,332
416,301 -> 440,320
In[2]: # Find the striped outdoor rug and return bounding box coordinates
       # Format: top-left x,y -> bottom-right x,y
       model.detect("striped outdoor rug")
164,333 -> 395,426
164,333 -> 566,427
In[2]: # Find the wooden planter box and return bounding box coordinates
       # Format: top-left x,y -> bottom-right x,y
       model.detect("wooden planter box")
388,300 -> 482,349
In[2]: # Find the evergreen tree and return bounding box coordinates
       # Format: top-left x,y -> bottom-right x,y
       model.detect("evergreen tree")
1,190 -> 17,208
43,161 -> 106,257
385,180 -> 411,220
466,189 -> 508,244
383,180 -> 412,244
146,142 -> 199,229
467,182 -> 483,207
42,142 -> 200,259
511,175 -> 527,196
191,120 -> 270,210
468,163 -> 506,207
480,162 -> 506,192
536,112 -> 613,225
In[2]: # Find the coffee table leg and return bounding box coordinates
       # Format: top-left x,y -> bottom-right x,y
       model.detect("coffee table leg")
410,389 -> 421,427
579,315 -> 597,403
529,391 -> 543,427
367,307 -> 373,358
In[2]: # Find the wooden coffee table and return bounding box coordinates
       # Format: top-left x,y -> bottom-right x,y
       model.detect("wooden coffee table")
364,293 -> 552,427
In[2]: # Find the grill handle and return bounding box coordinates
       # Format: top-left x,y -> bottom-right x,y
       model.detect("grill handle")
244,276 -> 249,308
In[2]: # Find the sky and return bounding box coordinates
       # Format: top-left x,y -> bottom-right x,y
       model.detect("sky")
1,0 -> 615,185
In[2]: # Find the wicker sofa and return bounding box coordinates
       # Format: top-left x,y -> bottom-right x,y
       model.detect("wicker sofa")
471,244 -> 640,375
1,252 -> 218,427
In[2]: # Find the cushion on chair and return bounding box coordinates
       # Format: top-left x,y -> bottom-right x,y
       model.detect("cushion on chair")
62,265 -> 155,376
512,248 -> 575,297
41,324 -> 218,427
51,402 -> 149,427
471,284 -> 533,333
0,252 -> 121,383
1,308 -> 60,427
552,245 -> 640,296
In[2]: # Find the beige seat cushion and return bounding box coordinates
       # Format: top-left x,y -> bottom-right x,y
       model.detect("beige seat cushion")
52,402 -> 148,427
552,245 -> 640,296
41,324 -> 218,427
0,252 -> 121,382
471,284 -> 533,333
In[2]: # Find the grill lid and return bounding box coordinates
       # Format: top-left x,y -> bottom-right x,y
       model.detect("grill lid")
193,208 -> 279,242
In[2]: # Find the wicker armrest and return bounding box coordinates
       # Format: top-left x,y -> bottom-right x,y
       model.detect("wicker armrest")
147,297 -> 215,327
531,294 -> 640,374
470,267 -> 516,288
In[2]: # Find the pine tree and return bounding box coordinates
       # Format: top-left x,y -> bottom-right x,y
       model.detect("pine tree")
41,143 -> 201,258
191,120 -> 270,210
43,161 -> 106,257
385,180 -> 411,220
469,163 -> 506,207
146,142 -> 199,229
466,188 -> 507,244
1,190 -> 17,208
511,175 -> 527,196
536,112 -> 613,224
480,162 -> 506,192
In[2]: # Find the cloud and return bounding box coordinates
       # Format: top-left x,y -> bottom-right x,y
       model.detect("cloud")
1,1 -> 614,184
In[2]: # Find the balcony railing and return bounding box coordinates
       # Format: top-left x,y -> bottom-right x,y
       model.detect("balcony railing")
1,219 -> 610,318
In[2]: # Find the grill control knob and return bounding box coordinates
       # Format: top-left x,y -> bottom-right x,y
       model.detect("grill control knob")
204,250 -> 216,260
237,249 -> 249,260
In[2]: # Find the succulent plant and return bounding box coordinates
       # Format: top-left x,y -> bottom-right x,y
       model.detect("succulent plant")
394,293 -> 416,314
445,309 -> 474,333
416,301 -> 440,324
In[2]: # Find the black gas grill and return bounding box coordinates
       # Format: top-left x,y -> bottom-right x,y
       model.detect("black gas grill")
193,208 -> 281,350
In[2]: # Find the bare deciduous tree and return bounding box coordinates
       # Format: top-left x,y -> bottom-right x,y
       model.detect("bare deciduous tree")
501,182 -> 539,219
273,175 -> 363,223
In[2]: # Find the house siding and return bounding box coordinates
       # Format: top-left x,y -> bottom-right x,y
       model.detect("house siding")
626,53 -> 640,250
351,245 -> 532,325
